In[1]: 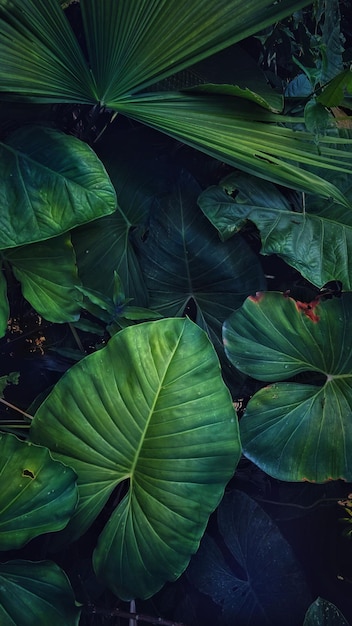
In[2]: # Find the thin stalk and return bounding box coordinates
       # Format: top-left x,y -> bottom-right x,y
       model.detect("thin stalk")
0,397 -> 33,421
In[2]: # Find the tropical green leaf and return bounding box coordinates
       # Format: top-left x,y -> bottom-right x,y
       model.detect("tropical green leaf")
0,560 -> 81,626
0,373 -> 19,398
134,169 -> 265,356
223,291 -> 352,482
30,317 -> 240,599
0,434 -> 78,549
304,99 -> 332,136
0,0 -> 313,104
0,125 -> 116,250
0,263 -> 8,338
116,92 -> 352,204
303,597 -> 349,626
198,171 -> 352,288
318,69 -> 352,108
187,490 -> 311,626
186,83 -> 283,113
5,235 -> 82,324
0,0 -> 95,103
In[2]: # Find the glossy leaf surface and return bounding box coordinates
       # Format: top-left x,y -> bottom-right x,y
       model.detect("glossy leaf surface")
198,171 -> 352,288
5,235 -> 82,324
30,317 -> 240,599
134,169 -> 265,356
223,292 -> 352,481
0,126 -> 116,250
0,560 -> 81,626
0,434 -> 77,549
187,490 -> 311,625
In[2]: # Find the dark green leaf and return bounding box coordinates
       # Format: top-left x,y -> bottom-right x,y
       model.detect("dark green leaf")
0,434 -> 78,549
0,126 -> 116,250
198,172 -> 352,288
134,169 -> 265,356
0,373 -> 19,399
318,69 -> 352,107
188,490 -> 311,625
223,291 -> 352,481
0,560 -> 81,626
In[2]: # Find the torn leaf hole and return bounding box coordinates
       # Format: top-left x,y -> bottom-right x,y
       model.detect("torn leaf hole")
22,469 -> 35,479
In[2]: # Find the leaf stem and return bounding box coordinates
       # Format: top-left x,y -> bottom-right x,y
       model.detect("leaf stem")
0,397 -> 33,421
87,605 -> 187,626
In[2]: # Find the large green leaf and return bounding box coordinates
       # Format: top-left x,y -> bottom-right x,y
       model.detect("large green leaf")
187,490 -> 311,626
5,235 -> 82,324
223,291 -> 352,482
0,126 -> 116,250
30,317 -> 240,599
0,0 -> 313,104
115,93 -> 352,204
0,560 -> 81,626
0,434 -> 77,550
133,169 -> 265,356
198,171 -> 352,288
0,262 -> 8,338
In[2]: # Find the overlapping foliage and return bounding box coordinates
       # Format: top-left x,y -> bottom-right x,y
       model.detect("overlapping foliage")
1,1 -> 352,624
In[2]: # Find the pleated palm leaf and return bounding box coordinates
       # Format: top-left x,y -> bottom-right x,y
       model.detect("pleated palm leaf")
0,0 -> 350,203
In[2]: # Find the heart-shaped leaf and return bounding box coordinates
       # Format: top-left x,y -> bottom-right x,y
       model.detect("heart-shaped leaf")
30,317 -> 240,599
198,171 -> 352,288
5,235 -> 82,324
0,434 -> 78,549
0,560 -> 81,626
223,291 -> 352,482
0,126 -> 116,250
134,169 -> 265,357
187,490 -> 311,625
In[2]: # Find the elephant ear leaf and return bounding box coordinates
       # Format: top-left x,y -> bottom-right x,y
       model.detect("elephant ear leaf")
30,317 -> 240,600
0,560 -> 81,626
187,490 -> 311,626
0,125 -> 116,250
223,291 -> 352,482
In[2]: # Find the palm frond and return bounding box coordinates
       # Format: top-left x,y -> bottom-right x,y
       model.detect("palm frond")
81,0 -> 312,103
0,0 -> 95,102
115,92 -> 352,204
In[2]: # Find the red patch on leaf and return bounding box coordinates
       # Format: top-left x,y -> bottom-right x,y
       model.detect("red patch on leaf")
248,292 -> 264,303
295,299 -> 320,323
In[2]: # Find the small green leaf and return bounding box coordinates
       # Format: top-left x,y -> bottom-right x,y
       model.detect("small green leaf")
303,597 -> 349,626
0,560 -> 81,626
304,99 -> 331,136
317,69 -> 352,107
0,373 -> 19,399
0,434 -> 78,549
5,235 -> 82,324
